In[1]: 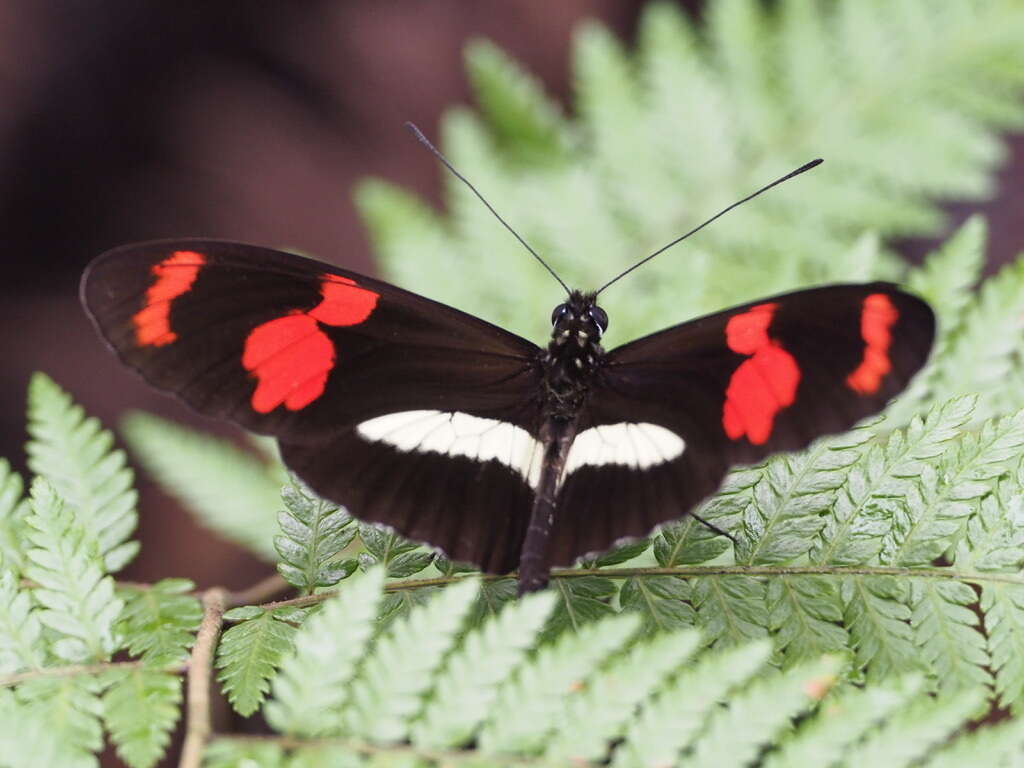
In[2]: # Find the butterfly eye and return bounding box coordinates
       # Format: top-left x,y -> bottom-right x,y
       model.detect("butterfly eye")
551,304 -> 570,326
589,306 -> 609,335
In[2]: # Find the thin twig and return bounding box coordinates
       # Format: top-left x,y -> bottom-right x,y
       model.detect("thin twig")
250,563 -> 1024,612
0,659 -> 186,688
226,572 -> 289,607
179,587 -> 227,768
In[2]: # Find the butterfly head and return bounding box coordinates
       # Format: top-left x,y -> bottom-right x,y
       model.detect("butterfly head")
550,290 -> 607,349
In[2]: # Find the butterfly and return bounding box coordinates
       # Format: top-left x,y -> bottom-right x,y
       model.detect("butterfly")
81,135 -> 935,594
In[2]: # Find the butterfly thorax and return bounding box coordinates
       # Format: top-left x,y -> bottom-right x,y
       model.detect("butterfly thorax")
541,290 -> 607,422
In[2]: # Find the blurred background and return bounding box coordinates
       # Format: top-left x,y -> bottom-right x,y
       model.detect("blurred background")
3,1 -> 1024,763
2,0 -> 1024,623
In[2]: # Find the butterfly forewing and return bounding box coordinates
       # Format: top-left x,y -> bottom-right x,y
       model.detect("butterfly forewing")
82,240 -> 543,443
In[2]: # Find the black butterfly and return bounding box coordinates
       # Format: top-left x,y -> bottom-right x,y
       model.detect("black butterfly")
81,133 -> 935,593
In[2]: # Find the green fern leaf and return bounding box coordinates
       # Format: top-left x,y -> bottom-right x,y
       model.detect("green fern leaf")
16,676 -> 105,767
102,668 -> 182,768
465,39 -> 571,166
118,579 -> 201,666
465,577 -> 517,627
842,575 -> 919,681
0,688 -> 96,768
739,428 -> 872,565
275,482 -> 357,594
813,396 -> 975,566
23,479 -> 122,662
0,567 -> 44,674
924,715 -> 1024,768
679,655 -> 842,768
981,582 -> 1024,712
909,578 -> 991,691
882,409 -> 1024,566
543,630 -> 702,763
613,639 -> 772,768
26,373 -> 138,572
412,590 -> 556,749
841,685 -> 987,767
479,612 -> 640,755
619,575 -> 695,632
691,574 -> 768,647
653,513 -> 733,567
217,608 -> 297,718
768,575 -> 848,667
0,459 -> 28,572
543,575 -> 617,640
762,675 -> 922,768
357,523 -> 433,578
121,411 -> 282,560
344,576 -> 478,743
264,569 -> 385,735
202,741 -> 285,768
930,257 -> 1024,421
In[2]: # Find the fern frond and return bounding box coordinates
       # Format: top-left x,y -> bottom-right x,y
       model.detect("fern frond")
0,459 -> 28,572
909,578 -> 991,692
543,575 -> 617,640
812,396 -> 975,566
357,523 -> 434,578
0,567 -> 44,674
118,579 -> 201,667
842,575 -> 918,681
762,675 -> 920,768
216,607 -> 297,718
691,574 -> 767,647
543,630 -> 702,763
412,590 -> 556,749
841,685 -> 987,767
981,581 -> 1024,711
678,656 -> 842,768
465,39 -> 572,166
23,479 -> 122,662
102,667 -> 181,768
924,715 -> 1024,768
26,373 -> 138,572
343,576 -> 479,743
739,427 -> 873,565
121,411 -> 283,560
612,639 -> 772,768
768,575 -> 848,667
264,569 -> 384,735
619,575 -> 695,632
275,482 -> 357,594
479,612 -> 640,755
359,0 -> 1024,342
15,676 -> 105,767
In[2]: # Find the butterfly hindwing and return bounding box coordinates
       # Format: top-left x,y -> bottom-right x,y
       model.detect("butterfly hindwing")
543,283 -> 935,567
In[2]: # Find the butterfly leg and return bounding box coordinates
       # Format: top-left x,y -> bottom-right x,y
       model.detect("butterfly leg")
517,419 -> 577,595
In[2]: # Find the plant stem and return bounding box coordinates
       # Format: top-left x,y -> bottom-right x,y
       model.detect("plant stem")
179,587 -> 227,768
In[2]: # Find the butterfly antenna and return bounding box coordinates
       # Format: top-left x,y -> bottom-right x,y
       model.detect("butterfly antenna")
405,122 -> 570,294
595,158 -> 823,295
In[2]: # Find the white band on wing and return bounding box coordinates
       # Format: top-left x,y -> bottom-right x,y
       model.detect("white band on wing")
356,410 -> 545,488
357,410 -> 686,491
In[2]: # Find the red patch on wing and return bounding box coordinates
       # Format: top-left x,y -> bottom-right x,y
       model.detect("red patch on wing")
721,303 -> 801,445
846,293 -> 899,395
244,274 -> 379,414
132,251 -> 206,346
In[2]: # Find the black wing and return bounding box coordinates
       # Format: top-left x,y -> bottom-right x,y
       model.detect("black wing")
82,239 -> 545,571
544,283 -> 935,567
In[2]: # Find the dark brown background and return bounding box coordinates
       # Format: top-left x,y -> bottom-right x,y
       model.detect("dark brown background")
1,2 -> 1022,763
